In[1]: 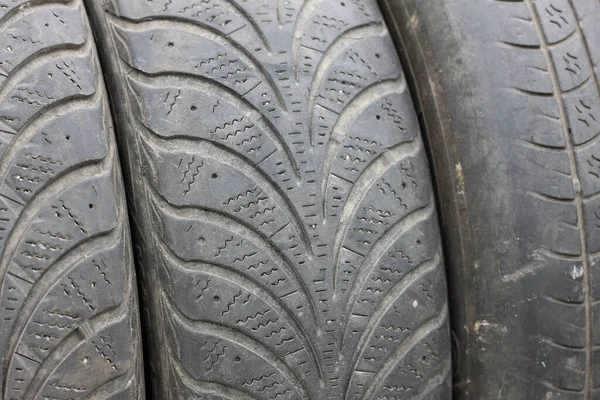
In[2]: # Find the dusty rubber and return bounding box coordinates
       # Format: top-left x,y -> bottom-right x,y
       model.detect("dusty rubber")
84,0 -> 452,398
381,0 -> 600,398
0,1 -> 145,399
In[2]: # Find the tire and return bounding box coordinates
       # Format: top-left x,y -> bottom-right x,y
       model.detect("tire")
85,0 -> 451,398
380,0 -> 600,398
0,1 -> 144,399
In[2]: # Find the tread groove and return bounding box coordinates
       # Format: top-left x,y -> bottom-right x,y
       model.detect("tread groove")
332,137 -> 423,290
21,297 -> 133,400
163,292 -> 314,400
360,304 -> 448,400
155,236 -> 324,380
0,0 -> 73,30
0,156 -> 113,291
0,39 -> 92,101
133,114 -> 313,254
125,68 -> 301,178
106,13 -> 287,111
321,78 -> 405,219
147,182 -> 321,330
224,0 -> 272,52
3,227 -> 122,386
307,23 -> 385,146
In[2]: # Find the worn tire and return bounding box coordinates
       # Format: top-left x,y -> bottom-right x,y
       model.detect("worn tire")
85,0 -> 452,398
381,0 -> 600,398
0,1 -> 144,399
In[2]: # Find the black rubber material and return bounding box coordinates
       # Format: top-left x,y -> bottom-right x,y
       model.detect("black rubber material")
84,0 -> 452,398
381,0 -> 600,399
0,1 -> 144,399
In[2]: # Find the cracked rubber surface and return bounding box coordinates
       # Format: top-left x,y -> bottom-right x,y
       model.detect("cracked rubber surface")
0,1 -> 144,399
381,0 -> 600,398
85,0 -> 452,398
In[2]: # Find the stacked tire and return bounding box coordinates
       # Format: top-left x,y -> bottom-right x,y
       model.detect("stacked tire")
0,0 -> 597,399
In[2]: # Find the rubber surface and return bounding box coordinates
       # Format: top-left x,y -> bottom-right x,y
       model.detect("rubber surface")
85,0 -> 452,398
381,0 -> 600,398
0,1 -> 144,399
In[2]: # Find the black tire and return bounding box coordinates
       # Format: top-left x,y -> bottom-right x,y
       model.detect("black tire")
381,0 -> 600,398
0,1 -> 144,399
85,0 -> 451,398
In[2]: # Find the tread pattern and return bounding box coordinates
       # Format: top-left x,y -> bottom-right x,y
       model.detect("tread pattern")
0,1 -> 144,399
88,0 -> 451,398
493,0 -> 600,397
